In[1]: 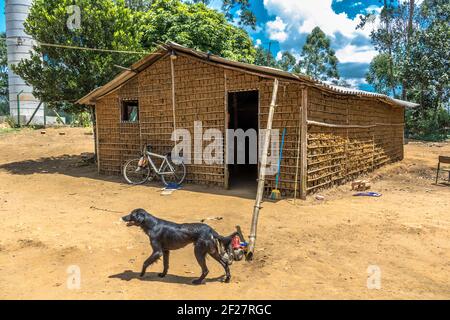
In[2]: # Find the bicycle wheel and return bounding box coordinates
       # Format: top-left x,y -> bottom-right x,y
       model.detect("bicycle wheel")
123,158 -> 152,185
160,159 -> 186,186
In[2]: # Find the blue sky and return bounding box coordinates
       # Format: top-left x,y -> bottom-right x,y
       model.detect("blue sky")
214,0 -> 386,90
0,0 -> 5,33
1,0 -> 386,90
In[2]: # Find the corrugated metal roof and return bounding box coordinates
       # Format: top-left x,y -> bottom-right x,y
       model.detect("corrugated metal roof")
77,41 -> 420,108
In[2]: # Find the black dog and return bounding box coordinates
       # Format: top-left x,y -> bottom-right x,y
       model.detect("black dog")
122,209 -> 237,284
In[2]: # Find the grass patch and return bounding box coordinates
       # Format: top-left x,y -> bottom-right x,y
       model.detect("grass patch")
0,127 -> 21,135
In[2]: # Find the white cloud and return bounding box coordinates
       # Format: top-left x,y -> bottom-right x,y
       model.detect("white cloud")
262,0 -> 382,74
264,0 -> 372,39
255,39 -> 262,47
345,78 -> 367,89
276,51 -> 283,61
266,16 -> 288,42
336,44 -> 377,64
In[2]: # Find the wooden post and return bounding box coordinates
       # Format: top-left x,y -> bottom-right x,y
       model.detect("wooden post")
300,87 -> 308,200
25,102 -> 43,126
233,93 -> 238,130
93,105 -> 100,172
372,130 -> 375,171
345,99 -> 349,179
247,78 -> 279,260
170,54 -> 177,132
293,94 -> 302,203
224,71 -> 229,189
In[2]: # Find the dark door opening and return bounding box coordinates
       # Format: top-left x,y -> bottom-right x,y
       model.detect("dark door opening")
227,90 -> 259,191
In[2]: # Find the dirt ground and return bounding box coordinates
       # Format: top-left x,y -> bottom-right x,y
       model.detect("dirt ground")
0,127 -> 449,299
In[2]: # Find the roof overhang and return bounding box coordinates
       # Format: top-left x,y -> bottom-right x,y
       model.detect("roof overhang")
76,41 -> 419,109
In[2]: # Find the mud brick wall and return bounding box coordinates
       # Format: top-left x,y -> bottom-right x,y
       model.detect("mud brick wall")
171,55 -> 226,186
94,52 -> 403,197
306,87 -> 404,194
259,81 -> 304,197
95,77 -> 141,175
224,70 -> 304,197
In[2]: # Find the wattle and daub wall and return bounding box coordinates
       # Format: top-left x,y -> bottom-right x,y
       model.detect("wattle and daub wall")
95,53 -> 404,197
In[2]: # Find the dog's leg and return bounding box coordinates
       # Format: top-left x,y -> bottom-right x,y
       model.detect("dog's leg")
208,250 -> 231,283
140,251 -> 162,277
192,242 -> 209,285
158,250 -> 170,278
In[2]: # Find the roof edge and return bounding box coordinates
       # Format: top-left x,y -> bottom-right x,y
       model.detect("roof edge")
76,41 -> 420,108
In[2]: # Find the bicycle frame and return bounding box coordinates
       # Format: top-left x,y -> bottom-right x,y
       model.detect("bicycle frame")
143,151 -> 176,176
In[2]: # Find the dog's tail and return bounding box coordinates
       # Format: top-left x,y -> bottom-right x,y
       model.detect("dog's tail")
213,231 -> 239,264
213,232 -> 238,255
215,231 -> 239,247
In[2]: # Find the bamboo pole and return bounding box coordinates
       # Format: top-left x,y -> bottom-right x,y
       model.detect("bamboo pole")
224,70 -> 230,189
307,120 -> 405,128
246,78 -> 279,261
293,101 -> 302,203
300,87 -> 308,200
94,105 -> 100,172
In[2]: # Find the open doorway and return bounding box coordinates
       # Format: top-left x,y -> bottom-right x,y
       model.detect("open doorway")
227,90 -> 259,191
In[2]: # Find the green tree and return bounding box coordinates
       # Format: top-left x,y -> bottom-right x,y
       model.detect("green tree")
189,0 -> 256,28
13,0 -> 143,112
0,32 -> 8,115
12,0 -> 256,113
408,0 -> 449,112
220,0 -> 256,29
366,53 -> 396,95
140,0 -> 255,63
361,0 -> 449,140
253,46 -> 277,68
277,51 -> 297,72
406,0 -> 450,138
358,1 -> 421,99
296,27 -> 340,81
358,0 -> 398,96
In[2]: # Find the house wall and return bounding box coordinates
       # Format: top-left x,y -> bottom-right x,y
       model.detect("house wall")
95,78 -> 140,175
95,54 -> 306,195
306,87 -> 404,193
94,53 -> 403,197
210,68 -> 305,196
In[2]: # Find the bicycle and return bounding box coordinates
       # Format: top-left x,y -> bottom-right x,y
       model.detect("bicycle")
123,144 -> 186,186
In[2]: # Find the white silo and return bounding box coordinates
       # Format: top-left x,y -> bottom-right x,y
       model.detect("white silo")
6,0 -> 43,125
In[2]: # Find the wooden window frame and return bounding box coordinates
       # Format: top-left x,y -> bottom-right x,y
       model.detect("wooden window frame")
120,99 -> 139,123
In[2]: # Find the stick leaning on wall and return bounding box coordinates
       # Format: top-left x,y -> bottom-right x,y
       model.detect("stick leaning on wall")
246,78 -> 279,261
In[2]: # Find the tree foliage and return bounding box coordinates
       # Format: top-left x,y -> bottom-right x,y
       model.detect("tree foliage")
189,0 -> 256,28
296,27 -> 340,81
359,0 -> 449,140
254,46 -> 277,68
220,0 -> 256,29
277,51 -> 297,72
366,53 -> 396,95
13,0 -> 143,112
12,0 -> 256,113
140,0 -> 255,63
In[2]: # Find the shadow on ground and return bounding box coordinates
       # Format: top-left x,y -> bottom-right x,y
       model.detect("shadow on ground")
109,270 -> 225,285
0,153 -> 257,199
0,153 -> 120,183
